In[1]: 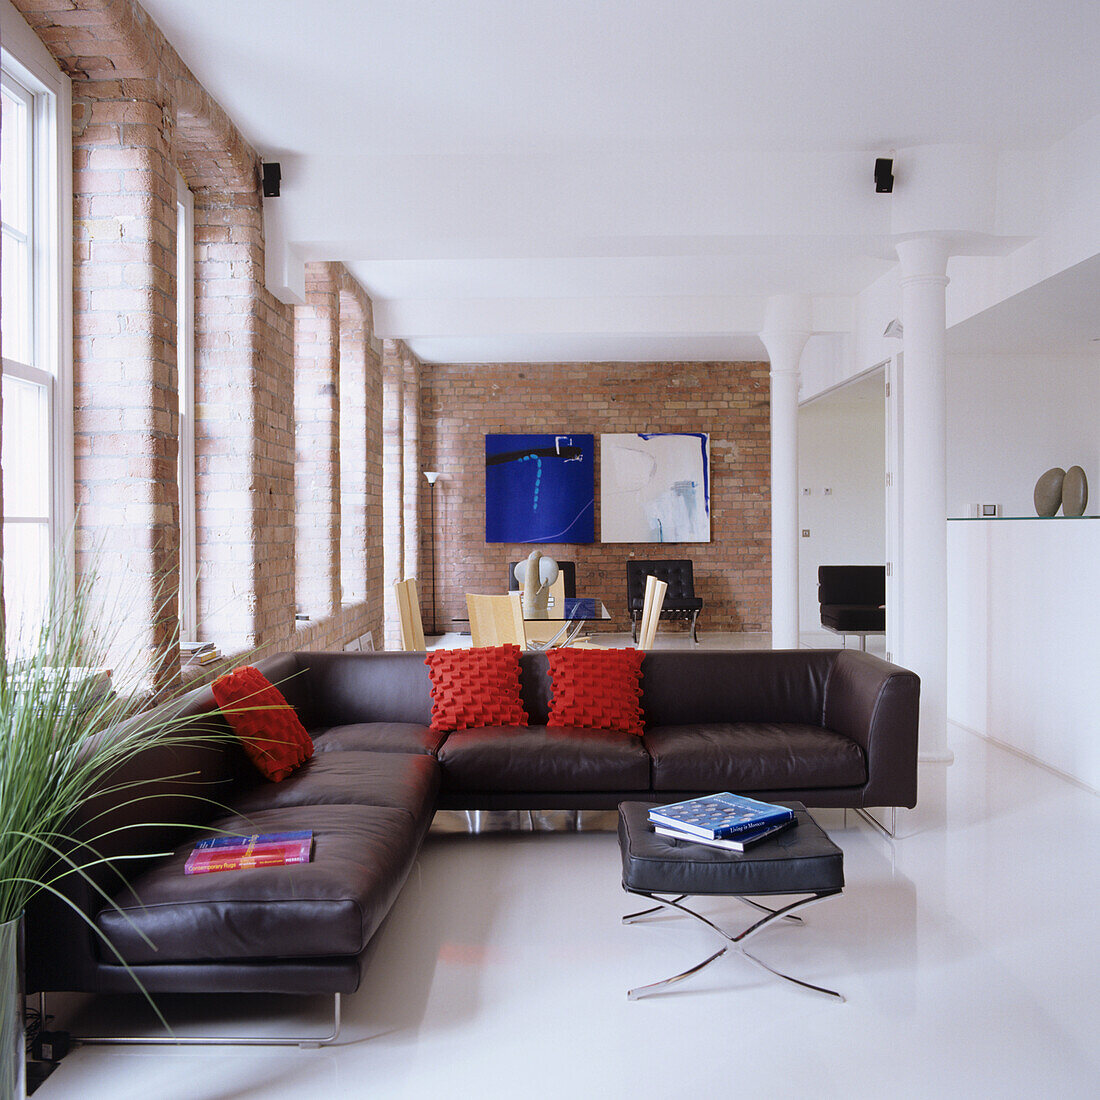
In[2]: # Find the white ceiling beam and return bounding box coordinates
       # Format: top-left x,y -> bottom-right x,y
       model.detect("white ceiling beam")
373,294 -> 855,339
291,234 -> 902,265
406,333 -> 771,365
270,151 -> 892,245
373,296 -> 768,339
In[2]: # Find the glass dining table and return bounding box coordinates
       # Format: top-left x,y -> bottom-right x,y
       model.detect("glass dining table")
454,596 -> 611,649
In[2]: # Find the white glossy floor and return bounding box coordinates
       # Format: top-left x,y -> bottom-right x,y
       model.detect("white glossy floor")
36,720 -> 1099,1099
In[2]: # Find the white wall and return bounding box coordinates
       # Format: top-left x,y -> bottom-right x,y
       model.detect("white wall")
947,354 -> 1099,517
798,373 -> 886,639
798,333 -> 856,402
945,351 -> 1099,790
947,519 -> 1099,791
801,265 -> 900,401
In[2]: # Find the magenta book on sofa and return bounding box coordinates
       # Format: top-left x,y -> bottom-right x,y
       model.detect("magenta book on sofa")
184,831 -> 313,874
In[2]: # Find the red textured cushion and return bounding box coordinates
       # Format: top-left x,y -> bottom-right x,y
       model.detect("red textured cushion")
547,648 -> 645,735
211,665 -> 313,782
424,645 -> 528,733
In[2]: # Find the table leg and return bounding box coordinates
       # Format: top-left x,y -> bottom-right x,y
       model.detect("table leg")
625,894 -> 803,926
526,613 -> 587,650
627,947 -> 728,1001
624,889 -> 844,1002
622,895 -> 688,923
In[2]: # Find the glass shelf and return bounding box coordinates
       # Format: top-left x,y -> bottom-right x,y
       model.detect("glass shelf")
947,515 -> 1098,521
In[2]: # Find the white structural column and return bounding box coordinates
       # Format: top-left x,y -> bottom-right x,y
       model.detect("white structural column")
760,295 -> 812,650
895,237 -> 953,763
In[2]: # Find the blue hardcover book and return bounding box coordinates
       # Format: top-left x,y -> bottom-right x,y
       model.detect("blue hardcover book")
654,816 -> 797,852
192,830 -> 313,851
647,793 -> 793,839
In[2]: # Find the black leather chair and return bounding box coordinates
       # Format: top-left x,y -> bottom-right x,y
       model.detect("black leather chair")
508,560 -> 576,598
626,560 -> 703,644
817,566 -> 885,651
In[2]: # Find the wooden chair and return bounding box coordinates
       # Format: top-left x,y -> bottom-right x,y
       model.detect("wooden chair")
466,591 -> 527,649
636,575 -> 668,651
394,578 -> 426,651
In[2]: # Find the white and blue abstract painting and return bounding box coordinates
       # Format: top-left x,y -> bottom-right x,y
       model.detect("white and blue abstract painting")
600,432 -> 710,543
485,434 -> 595,544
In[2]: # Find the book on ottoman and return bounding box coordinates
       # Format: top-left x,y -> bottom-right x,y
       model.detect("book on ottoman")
648,793 -> 794,839
653,815 -> 797,851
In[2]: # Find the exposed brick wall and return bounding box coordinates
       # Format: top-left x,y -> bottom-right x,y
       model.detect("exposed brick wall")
12,0 -> 391,679
401,347 -> 422,589
320,269 -> 387,651
365,353 -> 386,641
11,0 -> 275,681
71,77 -> 180,679
337,273 -> 385,646
293,262 -> 341,619
252,278 -> 296,647
337,281 -> 369,603
421,361 -> 771,634
380,340 -> 405,647
192,195 -> 263,651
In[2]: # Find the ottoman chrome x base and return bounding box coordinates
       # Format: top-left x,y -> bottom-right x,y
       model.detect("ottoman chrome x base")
618,801 -> 846,1002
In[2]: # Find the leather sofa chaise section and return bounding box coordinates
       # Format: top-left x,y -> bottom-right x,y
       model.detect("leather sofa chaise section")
26,648 -> 918,1004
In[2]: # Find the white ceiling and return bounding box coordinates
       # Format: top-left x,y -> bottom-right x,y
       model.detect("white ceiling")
141,0 -> 1100,363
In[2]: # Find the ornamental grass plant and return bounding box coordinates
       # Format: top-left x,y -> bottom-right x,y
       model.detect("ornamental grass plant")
0,569 -> 200,927
0,559 -> 232,1089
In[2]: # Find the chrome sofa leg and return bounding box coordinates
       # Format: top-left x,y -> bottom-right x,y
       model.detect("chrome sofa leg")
46,992 -> 342,1048
854,806 -> 897,838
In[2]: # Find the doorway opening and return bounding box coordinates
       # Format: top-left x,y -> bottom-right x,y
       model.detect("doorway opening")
797,366 -> 887,653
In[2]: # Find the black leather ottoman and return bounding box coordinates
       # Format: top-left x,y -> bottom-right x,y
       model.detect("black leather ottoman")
618,800 -> 845,1001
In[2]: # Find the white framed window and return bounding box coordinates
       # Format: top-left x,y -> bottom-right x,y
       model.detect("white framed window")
176,173 -> 197,643
1,9 -> 72,650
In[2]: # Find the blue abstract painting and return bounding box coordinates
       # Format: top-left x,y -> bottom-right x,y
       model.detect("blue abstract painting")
485,434 -> 595,543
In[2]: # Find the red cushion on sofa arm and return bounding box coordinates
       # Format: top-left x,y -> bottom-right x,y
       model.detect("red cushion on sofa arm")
212,665 -> 313,782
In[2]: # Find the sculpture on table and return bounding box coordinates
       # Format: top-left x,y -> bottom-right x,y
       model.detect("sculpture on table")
513,550 -> 560,612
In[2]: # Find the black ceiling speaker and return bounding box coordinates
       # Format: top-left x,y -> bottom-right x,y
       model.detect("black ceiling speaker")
874,157 -> 894,194
262,161 -> 281,198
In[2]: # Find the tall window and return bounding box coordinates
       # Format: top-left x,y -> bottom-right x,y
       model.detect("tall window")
1,45 -> 67,650
1,14 -> 71,651
176,174 -> 196,642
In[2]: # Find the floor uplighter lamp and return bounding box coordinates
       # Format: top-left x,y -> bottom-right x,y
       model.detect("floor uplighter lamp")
424,471 -> 440,636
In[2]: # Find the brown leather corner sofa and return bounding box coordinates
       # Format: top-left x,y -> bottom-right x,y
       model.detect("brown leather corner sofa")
27,648 -> 918,1019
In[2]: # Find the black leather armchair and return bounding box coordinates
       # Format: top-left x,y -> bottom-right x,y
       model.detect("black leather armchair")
626,559 -> 703,644
818,565 -> 886,651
